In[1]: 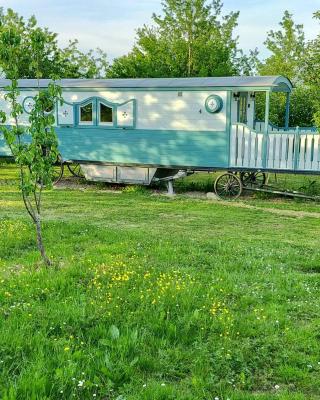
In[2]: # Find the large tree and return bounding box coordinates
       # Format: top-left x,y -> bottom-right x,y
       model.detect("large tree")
258,10 -> 305,84
0,8 -> 109,78
304,11 -> 320,87
256,11 -> 316,128
304,11 -> 320,129
108,0 -> 244,78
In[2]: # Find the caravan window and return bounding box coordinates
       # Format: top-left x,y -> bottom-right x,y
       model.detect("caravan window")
80,102 -> 93,124
100,103 -> 113,124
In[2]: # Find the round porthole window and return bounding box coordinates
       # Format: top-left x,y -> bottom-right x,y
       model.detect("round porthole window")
22,96 -> 35,114
23,95 -> 55,114
205,95 -> 223,113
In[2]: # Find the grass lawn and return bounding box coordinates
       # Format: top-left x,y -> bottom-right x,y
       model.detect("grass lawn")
1,163 -> 320,399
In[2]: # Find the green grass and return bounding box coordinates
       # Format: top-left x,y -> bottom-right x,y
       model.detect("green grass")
1,163 -> 320,399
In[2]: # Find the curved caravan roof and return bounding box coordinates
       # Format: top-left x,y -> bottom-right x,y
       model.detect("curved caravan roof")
0,75 -> 293,92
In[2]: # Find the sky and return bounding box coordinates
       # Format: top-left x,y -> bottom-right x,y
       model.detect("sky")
0,0 -> 319,61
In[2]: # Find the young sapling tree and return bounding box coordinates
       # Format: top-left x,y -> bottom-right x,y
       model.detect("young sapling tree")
0,27 -> 62,266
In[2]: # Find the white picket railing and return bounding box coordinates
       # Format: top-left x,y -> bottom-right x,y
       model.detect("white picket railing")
230,124 -> 264,168
255,121 -> 283,133
230,123 -> 320,172
297,134 -> 320,171
267,133 -> 295,170
254,121 -> 317,134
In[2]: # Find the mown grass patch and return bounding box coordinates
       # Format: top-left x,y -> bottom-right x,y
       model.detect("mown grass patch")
0,164 -> 320,399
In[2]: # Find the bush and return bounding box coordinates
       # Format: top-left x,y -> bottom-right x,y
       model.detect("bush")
255,86 -> 317,128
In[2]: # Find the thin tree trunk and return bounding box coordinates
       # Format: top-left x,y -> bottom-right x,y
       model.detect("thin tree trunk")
34,214 -> 51,266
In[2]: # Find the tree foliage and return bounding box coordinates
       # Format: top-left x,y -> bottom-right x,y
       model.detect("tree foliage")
258,10 -> 305,84
0,8 -> 109,78
234,48 -> 260,76
304,11 -> 320,88
0,21 -> 62,265
304,11 -> 320,129
255,87 -> 317,128
108,0 -> 249,78
256,11 -> 317,128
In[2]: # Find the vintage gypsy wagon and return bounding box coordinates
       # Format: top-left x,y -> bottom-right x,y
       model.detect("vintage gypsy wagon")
0,76 -> 318,198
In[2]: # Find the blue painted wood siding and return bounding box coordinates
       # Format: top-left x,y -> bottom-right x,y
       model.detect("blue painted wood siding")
0,128 -> 229,168
55,127 -> 229,168
0,137 -> 10,156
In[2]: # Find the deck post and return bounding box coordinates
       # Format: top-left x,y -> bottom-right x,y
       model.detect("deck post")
285,92 -> 290,131
262,91 -> 270,169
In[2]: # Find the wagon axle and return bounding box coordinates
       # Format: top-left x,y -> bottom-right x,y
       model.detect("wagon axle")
213,171 -> 319,201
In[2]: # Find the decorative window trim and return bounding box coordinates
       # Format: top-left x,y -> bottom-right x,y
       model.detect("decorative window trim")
58,96 -> 136,129
116,99 -> 136,129
56,100 -> 74,126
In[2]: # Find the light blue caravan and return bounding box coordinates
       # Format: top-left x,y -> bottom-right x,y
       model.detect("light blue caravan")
0,76 -> 318,197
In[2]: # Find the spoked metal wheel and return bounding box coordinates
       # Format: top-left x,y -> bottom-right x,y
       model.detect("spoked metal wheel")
240,171 -> 268,188
52,155 -> 64,185
214,173 -> 242,200
67,163 -> 84,178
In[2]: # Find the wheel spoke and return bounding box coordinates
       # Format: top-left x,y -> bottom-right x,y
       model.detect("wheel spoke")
240,171 -> 266,188
68,163 -> 84,178
214,173 -> 242,200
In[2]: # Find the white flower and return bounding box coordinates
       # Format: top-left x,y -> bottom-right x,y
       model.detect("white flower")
142,384 -> 147,388
274,384 -> 280,390
161,383 -> 166,386
77,380 -> 84,387
215,397 -> 219,400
